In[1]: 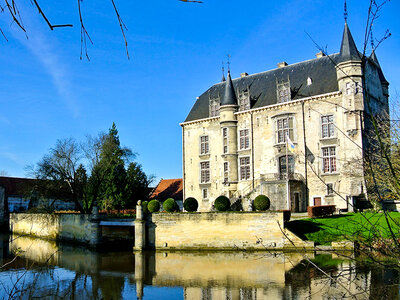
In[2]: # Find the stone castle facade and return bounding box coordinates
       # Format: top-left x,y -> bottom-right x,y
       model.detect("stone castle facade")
180,23 -> 389,212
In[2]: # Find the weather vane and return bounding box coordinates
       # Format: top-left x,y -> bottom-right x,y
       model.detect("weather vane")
344,0 -> 348,23
370,28 -> 375,50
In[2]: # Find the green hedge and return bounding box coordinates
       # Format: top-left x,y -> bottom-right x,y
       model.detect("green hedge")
215,196 -> 230,212
254,195 -> 270,211
148,199 -> 161,213
184,197 -> 198,212
163,198 -> 179,212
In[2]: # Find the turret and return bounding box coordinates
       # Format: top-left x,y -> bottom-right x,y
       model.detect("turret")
219,71 -> 238,197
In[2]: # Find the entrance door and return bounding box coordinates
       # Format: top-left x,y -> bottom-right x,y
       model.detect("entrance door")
313,197 -> 321,206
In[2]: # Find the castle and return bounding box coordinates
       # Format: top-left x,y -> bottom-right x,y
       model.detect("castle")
180,22 -> 389,212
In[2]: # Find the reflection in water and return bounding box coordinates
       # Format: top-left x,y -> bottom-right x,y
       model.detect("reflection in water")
0,234 -> 399,299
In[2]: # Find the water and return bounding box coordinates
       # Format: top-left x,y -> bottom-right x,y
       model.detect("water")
0,233 -> 399,299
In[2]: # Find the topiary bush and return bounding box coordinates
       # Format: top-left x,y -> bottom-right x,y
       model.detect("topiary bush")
184,197 -> 198,212
254,195 -> 271,211
163,198 -> 178,212
142,201 -> 149,214
148,199 -> 160,213
214,195 -> 230,212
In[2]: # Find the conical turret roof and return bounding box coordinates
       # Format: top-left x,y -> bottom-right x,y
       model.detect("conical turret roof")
338,23 -> 361,63
221,71 -> 237,106
370,50 -> 389,85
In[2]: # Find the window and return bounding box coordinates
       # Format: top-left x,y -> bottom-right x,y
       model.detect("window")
209,97 -> 220,117
222,128 -> 228,154
238,90 -> 250,111
200,161 -> 210,183
223,162 -> 229,183
276,116 -> 294,143
307,77 -> 313,86
277,82 -> 290,103
202,188 -> 208,199
321,115 -> 335,138
239,129 -> 250,150
200,135 -> 209,155
239,157 -> 250,180
346,82 -> 352,95
279,155 -> 294,179
322,147 -> 337,173
327,183 -> 334,195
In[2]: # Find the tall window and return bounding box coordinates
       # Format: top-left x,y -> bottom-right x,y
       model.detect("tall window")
222,128 -> 228,154
209,97 -> 220,117
346,82 -> 352,95
239,157 -> 250,180
322,147 -> 337,173
200,161 -> 210,183
200,135 -> 209,154
276,116 -> 294,143
321,115 -> 335,138
239,129 -> 250,150
279,155 -> 294,178
277,82 -> 290,103
202,188 -> 208,199
223,162 -> 229,183
239,90 -> 250,111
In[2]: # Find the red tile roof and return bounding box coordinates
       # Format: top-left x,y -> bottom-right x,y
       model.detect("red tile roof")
0,176 -> 35,196
149,178 -> 183,201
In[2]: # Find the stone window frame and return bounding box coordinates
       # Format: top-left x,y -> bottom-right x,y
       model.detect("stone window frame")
277,80 -> 291,103
239,129 -> 250,150
223,161 -> 229,183
239,156 -> 251,181
238,89 -> 250,111
199,135 -> 209,155
322,146 -> 337,174
278,155 -> 295,179
274,115 -> 295,145
200,161 -> 210,183
321,115 -> 336,139
202,188 -> 208,200
209,96 -> 220,117
222,127 -> 228,154
326,183 -> 334,195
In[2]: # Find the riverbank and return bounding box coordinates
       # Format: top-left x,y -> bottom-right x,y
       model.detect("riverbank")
286,212 -> 400,245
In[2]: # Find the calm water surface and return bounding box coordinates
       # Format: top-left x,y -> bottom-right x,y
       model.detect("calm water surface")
0,234 -> 399,299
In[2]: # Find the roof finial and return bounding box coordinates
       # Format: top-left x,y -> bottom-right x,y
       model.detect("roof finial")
227,54 -> 231,72
344,0 -> 348,24
221,61 -> 226,82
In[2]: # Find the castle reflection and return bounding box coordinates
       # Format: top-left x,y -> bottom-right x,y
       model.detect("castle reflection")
0,234 -> 398,299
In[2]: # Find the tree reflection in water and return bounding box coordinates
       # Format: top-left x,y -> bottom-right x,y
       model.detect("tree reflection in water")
0,234 -> 399,299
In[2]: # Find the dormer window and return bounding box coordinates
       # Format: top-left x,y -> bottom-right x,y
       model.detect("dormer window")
307,77 -> 313,86
209,97 -> 220,117
238,90 -> 250,111
277,81 -> 290,103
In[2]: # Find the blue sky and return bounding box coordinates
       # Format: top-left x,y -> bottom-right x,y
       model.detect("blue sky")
0,0 -> 399,183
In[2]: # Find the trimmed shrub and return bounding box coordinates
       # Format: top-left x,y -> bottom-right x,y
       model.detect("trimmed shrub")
254,195 -> 271,211
184,197 -> 198,212
148,199 -> 161,213
214,195 -> 230,212
163,198 -> 178,212
307,205 -> 336,218
142,201 -> 149,214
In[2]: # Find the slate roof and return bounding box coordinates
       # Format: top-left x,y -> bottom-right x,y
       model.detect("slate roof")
221,71 -> 238,106
149,178 -> 183,201
184,54 -> 341,122
338,23 -> 361,63
0,176 -> 35,196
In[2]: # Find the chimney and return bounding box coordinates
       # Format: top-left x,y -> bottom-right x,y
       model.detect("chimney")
240,72 -> 249,78
316,51 -> 326,58
277,62 -> 288,68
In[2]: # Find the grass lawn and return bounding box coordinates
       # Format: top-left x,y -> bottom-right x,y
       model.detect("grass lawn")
286,212 -> 400,245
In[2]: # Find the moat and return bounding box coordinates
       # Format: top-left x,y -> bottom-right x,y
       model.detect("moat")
0,234 -> 399,299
